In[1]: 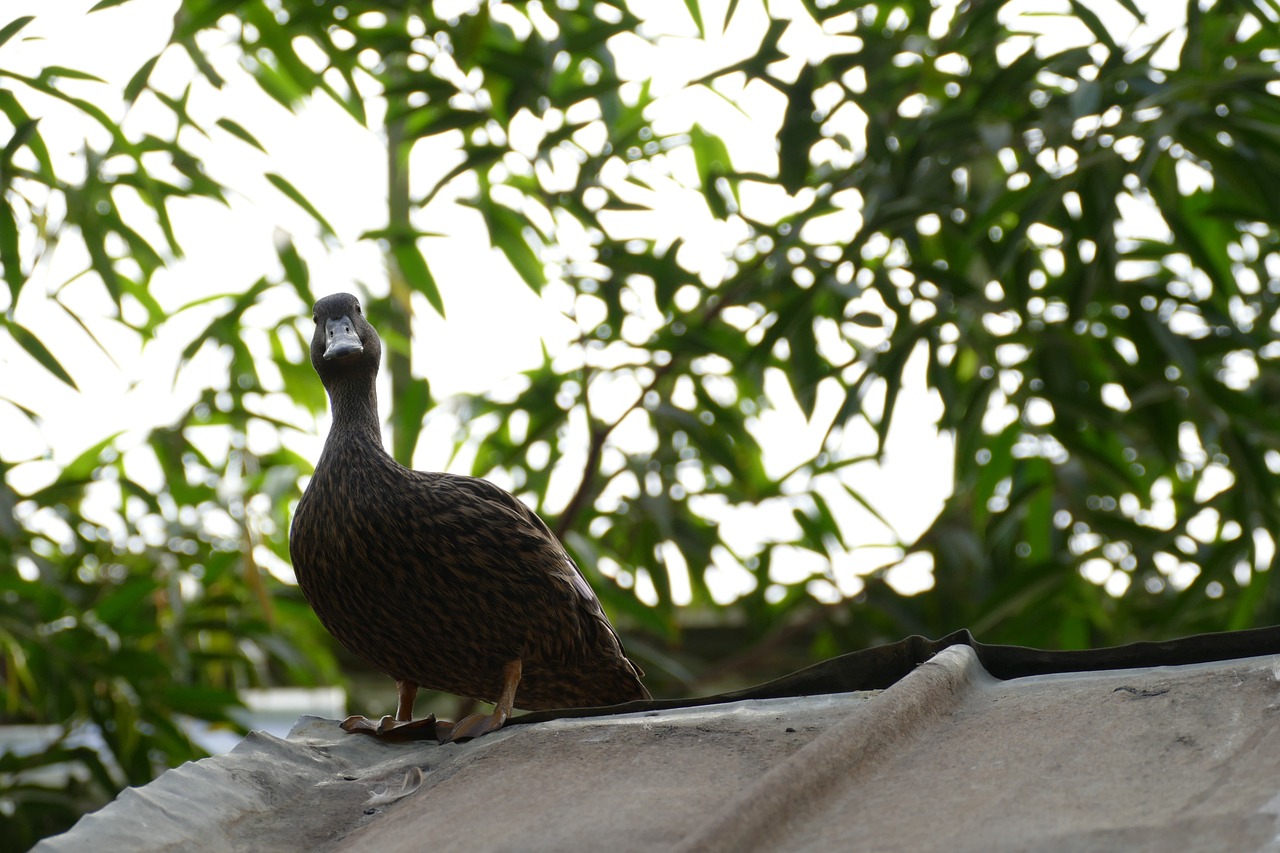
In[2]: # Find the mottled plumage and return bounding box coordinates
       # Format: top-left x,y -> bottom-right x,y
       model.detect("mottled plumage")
290,293 -> 648,738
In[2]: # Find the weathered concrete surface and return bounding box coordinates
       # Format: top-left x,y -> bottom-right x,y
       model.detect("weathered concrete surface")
36,646 -> 1280,852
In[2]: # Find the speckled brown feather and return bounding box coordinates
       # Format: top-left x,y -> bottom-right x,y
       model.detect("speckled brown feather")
289,293 -> 649,711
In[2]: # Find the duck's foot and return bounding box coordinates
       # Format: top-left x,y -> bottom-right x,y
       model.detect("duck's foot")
340,713 -> 440,740
437,711 -> 506,743
438,658 -> 523,743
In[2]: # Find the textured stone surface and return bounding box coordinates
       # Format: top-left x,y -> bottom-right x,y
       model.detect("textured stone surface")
37,647 -> 1280,852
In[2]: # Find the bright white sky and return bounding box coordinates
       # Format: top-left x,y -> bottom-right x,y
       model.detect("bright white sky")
0,0 -> 1186,604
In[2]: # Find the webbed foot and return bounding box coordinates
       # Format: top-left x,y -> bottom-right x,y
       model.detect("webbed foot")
340,714 -> 388,734
340,713 -> 440,740
438,659 -> 523,743
438,711 -> 507,743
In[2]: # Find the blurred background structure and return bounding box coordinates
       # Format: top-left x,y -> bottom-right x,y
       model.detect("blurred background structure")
4,0 -> 1280,845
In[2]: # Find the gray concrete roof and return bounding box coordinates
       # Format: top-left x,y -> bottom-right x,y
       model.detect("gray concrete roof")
36,644 -> 1280,852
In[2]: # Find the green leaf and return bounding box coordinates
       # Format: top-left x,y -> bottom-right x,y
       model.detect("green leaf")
1067,0 -> 1120,57
358,227 -> 446,242
390,240 -> 445,316
723,0 -> 741,34
682,0 -> 705,38
778,64 -> 818,195
0,201 -> 21,302
250,60 -> 306,110
0,392 -> 38,423
0,117 -> 36,168
1110,0 -> 1142,20
0,90 -> 53,178
477,198 -> 546,292
123,55 -> 159,104
0,16 -> 34,49
178,35 -> 226,88
264,173 -> 336,239
4,320 -> 77,390
39,66 -> 107,84
4,69 -> 127,145
115,275 -> 167,336
55,431 -> 123,487
688,124 -> 735,217
53,295 -> 119,367
391,376 -> 431,465
216,118 -> 267,153
276,238 -> 313,306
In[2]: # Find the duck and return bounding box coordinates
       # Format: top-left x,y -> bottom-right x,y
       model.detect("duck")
289,293 -> 650,742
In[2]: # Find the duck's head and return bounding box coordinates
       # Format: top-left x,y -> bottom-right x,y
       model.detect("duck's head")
310,292 -> 382,386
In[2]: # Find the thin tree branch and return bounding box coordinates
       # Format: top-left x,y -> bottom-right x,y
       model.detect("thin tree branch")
552,281 -> 750,539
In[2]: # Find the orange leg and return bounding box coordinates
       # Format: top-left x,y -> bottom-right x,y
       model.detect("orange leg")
439,659 -> 522,743
394,678 -> 416,721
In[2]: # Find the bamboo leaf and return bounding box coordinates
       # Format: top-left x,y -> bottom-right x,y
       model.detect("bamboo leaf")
53,295 -> 119,368
778,63 -> 817,195
264,173 -> 336,239
4,321 -> 77,390
478,199 -> 546,292
39,66 -> 106,84
0,200 -> 21,301
276,237 -> 313,306
391,375 -> 431,464
0,90 -> 53,178
216,118 -> 267,153
682,0 -> 705,38
123,55 -> 159,104
0,16 -> 34,49
59,431 -> 124,485
390,240 -> 445,317
723,0 -> 741,34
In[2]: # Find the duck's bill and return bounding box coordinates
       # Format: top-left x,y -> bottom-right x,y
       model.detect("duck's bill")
324,317 -> 364,360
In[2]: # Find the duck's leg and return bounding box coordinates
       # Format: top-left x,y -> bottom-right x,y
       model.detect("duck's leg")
341,679 -> 438,737
393,678 -> 417,722
438,659 -> 521,743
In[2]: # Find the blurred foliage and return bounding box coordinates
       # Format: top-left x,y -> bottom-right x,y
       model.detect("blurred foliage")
5,0 -> 1280,845
0,10 -> 340,844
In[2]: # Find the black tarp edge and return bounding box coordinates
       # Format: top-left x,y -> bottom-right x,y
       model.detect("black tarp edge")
505,624 -> 1280,728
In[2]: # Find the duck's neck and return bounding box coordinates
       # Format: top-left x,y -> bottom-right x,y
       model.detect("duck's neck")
320,378 -> 387,459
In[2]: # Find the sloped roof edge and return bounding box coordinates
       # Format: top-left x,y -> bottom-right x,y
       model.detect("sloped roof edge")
509,623 -> 1280,728
35,625 -> 1280,852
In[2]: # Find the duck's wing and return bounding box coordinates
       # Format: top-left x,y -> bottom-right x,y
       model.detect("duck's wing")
425,472 -> 642,673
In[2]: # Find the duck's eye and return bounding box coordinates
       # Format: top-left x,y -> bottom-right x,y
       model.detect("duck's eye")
312,314 -> 318,324
356,304 -> 362,314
